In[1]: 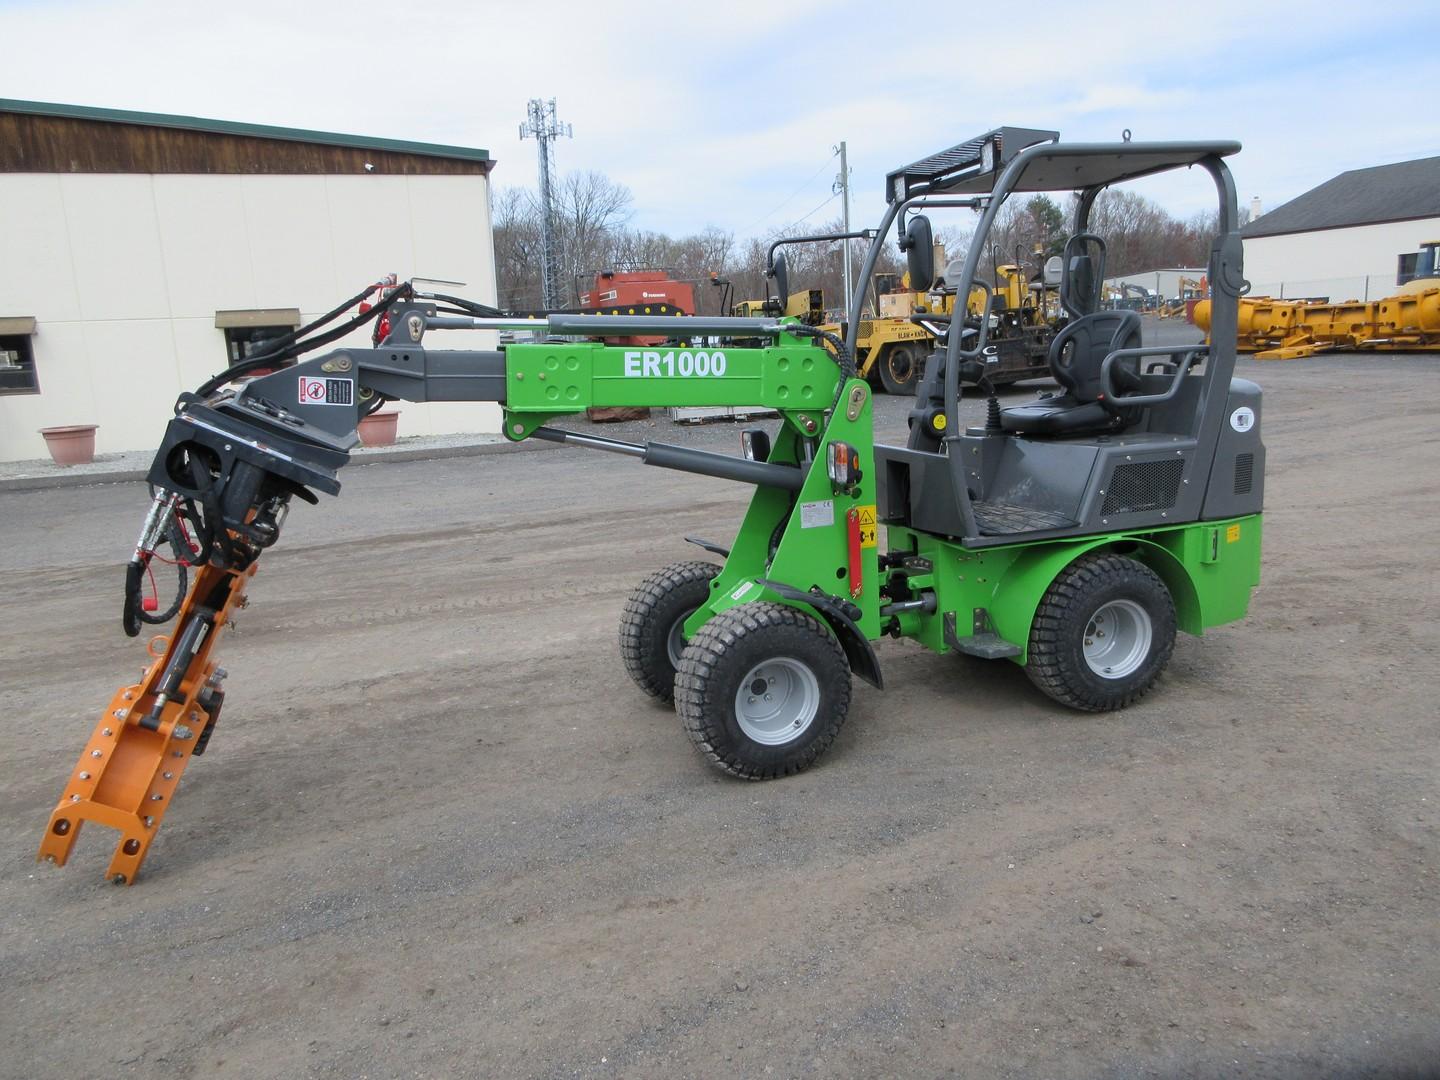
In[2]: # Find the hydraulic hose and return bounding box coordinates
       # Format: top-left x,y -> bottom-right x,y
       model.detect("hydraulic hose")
192,280 -> 412,400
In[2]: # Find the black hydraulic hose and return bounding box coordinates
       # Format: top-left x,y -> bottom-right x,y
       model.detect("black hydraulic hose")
261,280 -> 389,356
192,282 -> 412,400
425,292 -> 508,318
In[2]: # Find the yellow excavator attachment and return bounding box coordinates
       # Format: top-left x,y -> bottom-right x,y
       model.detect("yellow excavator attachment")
1194,285 -> 1440,359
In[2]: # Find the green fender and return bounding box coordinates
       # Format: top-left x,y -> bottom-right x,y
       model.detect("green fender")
987,538 -> 1202,665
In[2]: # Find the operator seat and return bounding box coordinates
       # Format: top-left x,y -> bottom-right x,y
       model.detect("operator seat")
999,310 -> 1143,436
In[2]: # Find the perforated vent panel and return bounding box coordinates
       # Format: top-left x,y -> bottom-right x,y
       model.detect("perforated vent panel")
1101,459 -> 1185,515
1234,452 -> 1254,495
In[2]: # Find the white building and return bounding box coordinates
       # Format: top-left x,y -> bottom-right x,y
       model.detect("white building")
0,99 -> 500,463
1242,155 -> 1440,302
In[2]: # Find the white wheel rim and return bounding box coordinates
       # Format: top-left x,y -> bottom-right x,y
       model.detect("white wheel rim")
733,657 -> 820,745
1082,599 -> 1152,679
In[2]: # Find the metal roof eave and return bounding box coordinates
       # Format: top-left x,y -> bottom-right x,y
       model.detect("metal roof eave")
0,98 -> 490,166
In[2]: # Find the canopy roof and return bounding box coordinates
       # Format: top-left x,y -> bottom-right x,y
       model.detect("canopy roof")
888,128 -> 1239,202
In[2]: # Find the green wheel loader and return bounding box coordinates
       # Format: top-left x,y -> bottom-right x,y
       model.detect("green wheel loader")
40,128 -> 1263,882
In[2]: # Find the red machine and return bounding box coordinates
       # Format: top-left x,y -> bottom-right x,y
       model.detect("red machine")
578,270 -> 696,420
578,269 -> 695,321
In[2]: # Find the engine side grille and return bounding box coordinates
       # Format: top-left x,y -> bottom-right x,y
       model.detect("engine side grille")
1102,459 -> 1185,515
1234,452 -> 1254,495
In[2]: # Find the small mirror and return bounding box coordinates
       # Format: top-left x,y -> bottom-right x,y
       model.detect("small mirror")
767,250 -> 790,311
1059,233 -> 1107,317
1043,256 -> 1063,286
901,215 -> 936,291
1065,256 -> 1096,315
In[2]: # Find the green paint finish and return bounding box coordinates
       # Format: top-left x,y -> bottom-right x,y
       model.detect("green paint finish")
683,379 -> 881,640
887,513 -> 1262,664
502,340 -> 840,415
493,331 -> 1262,682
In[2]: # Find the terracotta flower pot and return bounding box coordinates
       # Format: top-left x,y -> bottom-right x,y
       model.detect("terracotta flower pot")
356,410 -> 400,447
39,425 -> 99,466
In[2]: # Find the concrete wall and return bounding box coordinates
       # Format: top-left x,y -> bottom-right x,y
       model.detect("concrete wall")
0,171 -> 499,462
1243,217 -> 1440,302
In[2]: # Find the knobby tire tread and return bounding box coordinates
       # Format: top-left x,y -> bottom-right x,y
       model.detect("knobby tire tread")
1025,553 -> 1176,712
675,602 -> 850,780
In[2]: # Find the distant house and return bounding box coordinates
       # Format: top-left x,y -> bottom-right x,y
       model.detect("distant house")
1241,155 -> 1440,302
0,99 -> 499,463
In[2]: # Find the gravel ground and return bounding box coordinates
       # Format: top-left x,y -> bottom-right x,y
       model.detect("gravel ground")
2,321 -> 1437,1079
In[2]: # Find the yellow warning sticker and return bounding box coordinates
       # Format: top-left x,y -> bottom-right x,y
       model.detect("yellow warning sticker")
1226,523 -> 1241,543
856,504 -> 878,548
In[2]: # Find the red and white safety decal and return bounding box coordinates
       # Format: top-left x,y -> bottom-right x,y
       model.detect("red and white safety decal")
298,376 -> 354,406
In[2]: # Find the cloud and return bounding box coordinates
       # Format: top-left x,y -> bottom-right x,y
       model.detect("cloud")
2,0 -> 1434,243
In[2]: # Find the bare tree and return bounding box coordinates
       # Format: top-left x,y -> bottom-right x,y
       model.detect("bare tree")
495,166 -> 1230,315
493,171 -> 634,309
1071,190 -> 1218,276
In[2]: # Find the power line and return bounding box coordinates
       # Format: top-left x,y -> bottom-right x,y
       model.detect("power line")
736,150 -> 838,236
789,190 -> 840,230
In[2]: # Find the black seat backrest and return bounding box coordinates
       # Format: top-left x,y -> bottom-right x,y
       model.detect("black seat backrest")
1049,310 -> 1143,405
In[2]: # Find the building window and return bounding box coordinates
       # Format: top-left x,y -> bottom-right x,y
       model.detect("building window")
214,308 -> 302,368
0,331 -> 39,395
223,325 -> 294,365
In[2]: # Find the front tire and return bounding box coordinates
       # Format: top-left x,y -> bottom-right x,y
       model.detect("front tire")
620,561 -> 720,703
1025,553 -> 1177,711
676,602 -> 851,779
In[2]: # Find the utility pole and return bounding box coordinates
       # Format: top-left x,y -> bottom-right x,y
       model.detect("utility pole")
519,98 -> 572,309
833,141 -> 852,316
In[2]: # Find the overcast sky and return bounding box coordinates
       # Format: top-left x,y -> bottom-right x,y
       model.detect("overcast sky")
3,0 -> 1435,244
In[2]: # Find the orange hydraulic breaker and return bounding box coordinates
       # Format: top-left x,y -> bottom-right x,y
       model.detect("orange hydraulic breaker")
37,562 -> 254,884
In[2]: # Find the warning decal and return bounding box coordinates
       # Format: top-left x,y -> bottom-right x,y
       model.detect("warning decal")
298,376 -> 354,407
855,504 -> 878,548
1226,523 -> 1241,543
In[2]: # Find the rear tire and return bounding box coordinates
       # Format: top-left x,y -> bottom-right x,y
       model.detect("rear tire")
878,344 -> 922,395
1025,554 -> 1176,711
676,602 -> 851,779
620,561 -> 720,703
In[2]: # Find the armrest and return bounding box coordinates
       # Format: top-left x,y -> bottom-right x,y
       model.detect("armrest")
1100,346 -> 1205,409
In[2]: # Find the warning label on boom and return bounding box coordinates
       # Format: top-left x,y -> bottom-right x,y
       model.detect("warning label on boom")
298,376 -> 354,406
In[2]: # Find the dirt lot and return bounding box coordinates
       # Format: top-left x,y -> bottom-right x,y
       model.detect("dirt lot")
2,327 -> 1437,1079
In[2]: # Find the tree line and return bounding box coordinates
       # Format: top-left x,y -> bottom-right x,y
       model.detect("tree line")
492,171 -> 1228,315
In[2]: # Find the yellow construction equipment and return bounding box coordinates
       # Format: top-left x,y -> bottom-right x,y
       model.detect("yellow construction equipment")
1159,276 -> 1207,319
743,235 -> 1062,393
1195,244 -> 1440,359
832,259 -> 1058,393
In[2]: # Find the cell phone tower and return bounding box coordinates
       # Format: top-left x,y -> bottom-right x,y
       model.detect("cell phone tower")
519,98 -> 573,310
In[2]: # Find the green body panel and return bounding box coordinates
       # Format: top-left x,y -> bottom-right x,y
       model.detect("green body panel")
502,338 -> 836,438
887,514 -> 1262,663
685,378 -> 882,641
495,331 -> 1263,676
